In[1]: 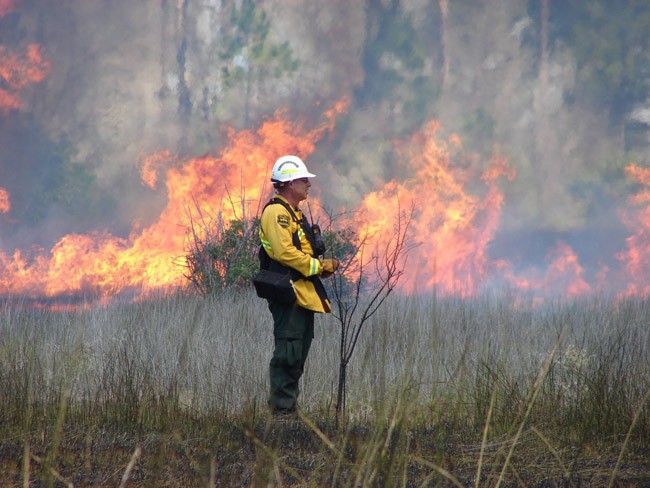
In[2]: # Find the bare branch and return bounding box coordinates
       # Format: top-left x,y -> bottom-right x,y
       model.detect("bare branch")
325,200 -> 417,424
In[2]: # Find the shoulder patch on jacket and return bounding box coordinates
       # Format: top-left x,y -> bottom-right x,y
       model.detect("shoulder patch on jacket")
277,214 -> 290,228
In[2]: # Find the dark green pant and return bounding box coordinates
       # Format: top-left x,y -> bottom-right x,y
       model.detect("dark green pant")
268,300 -> 315,411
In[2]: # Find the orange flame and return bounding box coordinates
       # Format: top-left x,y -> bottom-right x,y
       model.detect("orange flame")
0,187 -> 9,213
0,0 -> 14,17
0,101 -> 349,301
505,241 -> 592,297
616,163 -> 650,296
0,44 -> 51,113
139,150 -> 174,189
352,121 -> 515,296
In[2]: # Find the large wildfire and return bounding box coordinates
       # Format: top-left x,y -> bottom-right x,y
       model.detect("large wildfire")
1,98 -> 648,304
1,2 -> 648,306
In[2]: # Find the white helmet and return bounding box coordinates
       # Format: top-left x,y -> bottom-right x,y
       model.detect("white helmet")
271,155 -> 316,183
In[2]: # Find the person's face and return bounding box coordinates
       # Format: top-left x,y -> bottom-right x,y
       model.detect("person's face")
288,177 -> 311,201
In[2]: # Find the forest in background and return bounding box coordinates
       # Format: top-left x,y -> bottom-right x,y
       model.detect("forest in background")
0,0 -> 648,294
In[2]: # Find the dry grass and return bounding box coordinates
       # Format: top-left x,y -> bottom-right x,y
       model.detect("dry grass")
0,290 -> 649,486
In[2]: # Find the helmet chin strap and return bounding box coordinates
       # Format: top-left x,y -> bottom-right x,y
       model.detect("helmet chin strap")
271,179 -> 286,189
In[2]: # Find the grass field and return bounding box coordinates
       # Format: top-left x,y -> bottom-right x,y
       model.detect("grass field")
1,290 -> 649,486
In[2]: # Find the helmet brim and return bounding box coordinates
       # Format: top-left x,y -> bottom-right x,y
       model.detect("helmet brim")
271,172 -> 316,183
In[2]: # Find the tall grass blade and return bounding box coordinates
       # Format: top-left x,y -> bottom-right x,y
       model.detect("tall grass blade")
475,387 -> 497,488
607,384 -> 650,488
495,326 -> 566,488
119,446 -> 142,488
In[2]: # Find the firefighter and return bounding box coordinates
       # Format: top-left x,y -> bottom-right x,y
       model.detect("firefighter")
259,155 -> 339,414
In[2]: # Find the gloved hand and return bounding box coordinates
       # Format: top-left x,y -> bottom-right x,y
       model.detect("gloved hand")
319,258 -> 339,278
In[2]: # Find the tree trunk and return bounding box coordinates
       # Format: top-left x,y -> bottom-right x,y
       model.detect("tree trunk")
535,0 -> 553,218
244,67 -> 252,127
175,0 -> 192,153
335,361 -> 347,429
438,0 -> 449,92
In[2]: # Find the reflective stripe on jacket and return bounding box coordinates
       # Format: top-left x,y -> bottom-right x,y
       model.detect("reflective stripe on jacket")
259,195 -> 331,313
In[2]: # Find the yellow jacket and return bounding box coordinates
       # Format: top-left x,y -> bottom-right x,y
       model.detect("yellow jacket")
259,195 -> 331,313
